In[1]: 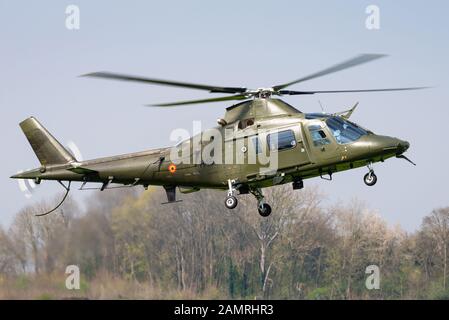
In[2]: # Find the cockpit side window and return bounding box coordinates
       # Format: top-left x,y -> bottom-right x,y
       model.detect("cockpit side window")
326,117 -> 367,144
308,125 -> 330,147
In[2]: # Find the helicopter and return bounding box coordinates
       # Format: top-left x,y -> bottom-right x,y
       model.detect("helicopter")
11,54 -> 425,217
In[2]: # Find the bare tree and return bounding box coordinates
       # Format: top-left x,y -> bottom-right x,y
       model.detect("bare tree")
421,208 -> 449,289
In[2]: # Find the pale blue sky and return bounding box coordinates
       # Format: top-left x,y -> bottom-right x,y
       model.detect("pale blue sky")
1,0 -> 448,230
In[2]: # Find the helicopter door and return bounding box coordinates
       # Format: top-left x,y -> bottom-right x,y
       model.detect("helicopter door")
265,126 -> 311,172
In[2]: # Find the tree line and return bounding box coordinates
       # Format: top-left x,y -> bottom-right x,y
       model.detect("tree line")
0,185 -> 448,299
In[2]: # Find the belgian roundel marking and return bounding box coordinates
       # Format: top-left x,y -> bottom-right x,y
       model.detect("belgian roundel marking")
168,163 -> 177,174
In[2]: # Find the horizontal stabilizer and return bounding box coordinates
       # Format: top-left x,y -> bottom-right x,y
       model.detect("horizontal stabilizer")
10,168 -> 40,179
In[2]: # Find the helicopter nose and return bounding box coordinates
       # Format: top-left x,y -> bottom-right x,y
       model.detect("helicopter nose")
370,135 -> 410,155
398,140 -> 410,153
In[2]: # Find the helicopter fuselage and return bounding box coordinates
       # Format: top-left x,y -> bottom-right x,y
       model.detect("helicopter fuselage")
11,53 -> 422,216
13,99 -> 410,198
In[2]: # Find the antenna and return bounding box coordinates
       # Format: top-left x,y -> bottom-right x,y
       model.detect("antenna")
318,100 -> 326,113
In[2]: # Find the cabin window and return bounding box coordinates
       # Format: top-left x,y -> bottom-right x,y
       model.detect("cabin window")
267,130 -> 296,151
238,118 -> 255,130
308,126 -> 330,147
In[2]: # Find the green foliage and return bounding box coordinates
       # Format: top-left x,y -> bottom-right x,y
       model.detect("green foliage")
36,293 -> 53,300
1,186 -> 449,299
306,287 -> 331,300
427,281 -> 449,300
15,275 -> 29,290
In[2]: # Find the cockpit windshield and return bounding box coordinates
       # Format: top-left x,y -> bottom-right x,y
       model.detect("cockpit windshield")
326,117 -> 368,144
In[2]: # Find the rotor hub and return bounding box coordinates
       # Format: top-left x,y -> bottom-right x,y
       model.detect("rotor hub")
254,88 -> 275,99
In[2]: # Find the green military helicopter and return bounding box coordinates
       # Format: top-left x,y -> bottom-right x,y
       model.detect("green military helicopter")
11,54 -> 424,217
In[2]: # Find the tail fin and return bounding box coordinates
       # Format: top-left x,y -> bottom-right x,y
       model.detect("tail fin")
19,117 -> 76,166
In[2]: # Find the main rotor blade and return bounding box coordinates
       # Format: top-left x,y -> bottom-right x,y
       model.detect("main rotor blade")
273,54 -> 387,91
279,87 -> 429,95
146,94 -> 250,107
82,72 -> 248,94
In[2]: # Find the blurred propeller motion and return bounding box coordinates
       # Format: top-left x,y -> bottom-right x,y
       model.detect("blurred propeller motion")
82,54 -> 428,107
